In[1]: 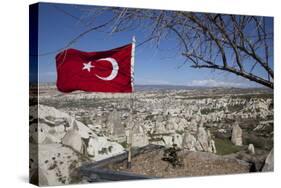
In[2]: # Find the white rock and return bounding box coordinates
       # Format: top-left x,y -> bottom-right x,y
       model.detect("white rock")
87,137 -> 124,160
231,123 -> 243,146
37,105 -> 69,119
166,117 -> 178,131
182,132 -> 197,151
248,144 -> 255,154
162,133 -> 182,147
262,149 -> 274,172
218,129 -> 227,133
47,124 -> 66,143
132,133 -> 149,147
195,140 -> 203,151
41,135 -> 60,144
88,124 -> 102,131
69,120 -> 97,139
209,139 -> 216,153
177,118 -> 187,131
30,123 -> 50,144
107,109 -> 124,136
155,121 -> 166,133
197,124 -> 209,151
187,119 -> 198,133
62,125 -> 83,154
30,144 -> 82,186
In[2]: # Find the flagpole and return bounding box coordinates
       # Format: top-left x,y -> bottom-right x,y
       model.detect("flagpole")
131,36 -> 136,93
127,36 -> 136,169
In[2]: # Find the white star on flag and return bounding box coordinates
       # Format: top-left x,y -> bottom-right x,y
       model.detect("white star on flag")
82,61 -> 94,72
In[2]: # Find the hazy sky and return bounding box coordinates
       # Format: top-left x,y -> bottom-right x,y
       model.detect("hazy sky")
36,3 -> 273,88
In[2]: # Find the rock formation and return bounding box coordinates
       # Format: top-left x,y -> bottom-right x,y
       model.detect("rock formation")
62,122 -> 84,153
248,144 -> 255,155
231,123 -> 243,146
30,105 -> 125,186
181,125 -> 216,153
197,123 -> 209,151
262,149 -> 274,172
31,85 -> 273,185
182,132 -> 197,151
87,136 -> 124,160
209,139 -> 216,153
131,132 -> 149,147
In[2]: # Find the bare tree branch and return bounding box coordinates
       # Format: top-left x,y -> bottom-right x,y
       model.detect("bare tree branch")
52,7 -> 274,89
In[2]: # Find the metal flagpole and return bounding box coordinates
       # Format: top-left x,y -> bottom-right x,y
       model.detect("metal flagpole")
127,36 -> 136,169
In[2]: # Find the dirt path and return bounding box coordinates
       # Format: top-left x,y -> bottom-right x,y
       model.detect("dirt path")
107,150 -> 250,178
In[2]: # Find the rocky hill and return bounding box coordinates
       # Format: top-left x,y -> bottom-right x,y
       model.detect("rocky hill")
30,85 -> 273,185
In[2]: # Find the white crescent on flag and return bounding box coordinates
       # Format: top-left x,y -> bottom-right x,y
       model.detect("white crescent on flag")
95,58 -> 119,81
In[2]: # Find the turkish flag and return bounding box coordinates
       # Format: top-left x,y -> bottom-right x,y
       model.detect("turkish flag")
55,44 -> 133,93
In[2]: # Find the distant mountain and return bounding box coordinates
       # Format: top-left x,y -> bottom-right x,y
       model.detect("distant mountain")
134,84 -> 271,92
37,83 -> 272,93
134,84 -> 205,91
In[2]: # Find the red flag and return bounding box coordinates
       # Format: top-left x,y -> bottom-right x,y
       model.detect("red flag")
55,44 -> 133,93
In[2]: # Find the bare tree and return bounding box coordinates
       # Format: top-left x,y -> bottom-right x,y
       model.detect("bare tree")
55,6 -> 274,89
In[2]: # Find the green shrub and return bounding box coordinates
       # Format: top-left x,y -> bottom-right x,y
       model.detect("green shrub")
214,138 -> 242,155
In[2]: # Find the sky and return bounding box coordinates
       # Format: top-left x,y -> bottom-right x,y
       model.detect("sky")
35,3 -> 273,88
